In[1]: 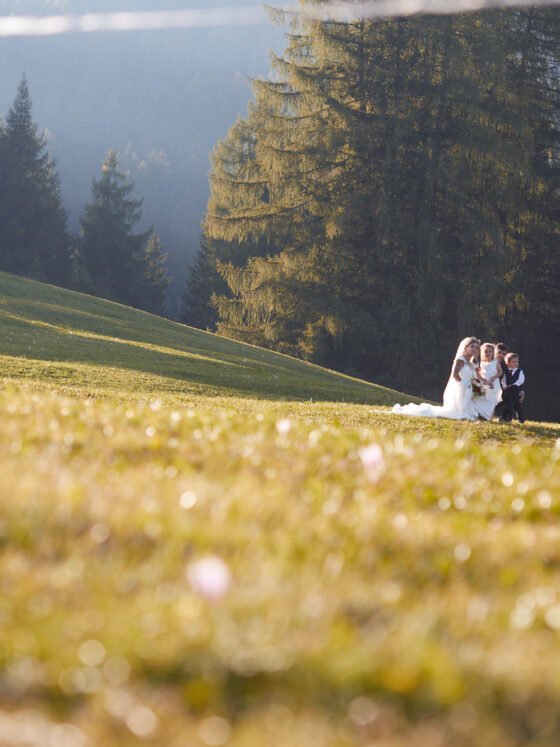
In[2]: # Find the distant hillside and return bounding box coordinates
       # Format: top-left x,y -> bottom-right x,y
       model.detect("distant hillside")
0,1 -> 284,314
0,271 -> 421,405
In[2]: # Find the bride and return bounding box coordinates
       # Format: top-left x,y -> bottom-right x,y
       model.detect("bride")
392,337 -> 481,420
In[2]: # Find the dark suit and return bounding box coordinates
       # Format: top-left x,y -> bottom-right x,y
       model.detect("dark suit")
494,360 -> 508,419
500,366 -> 525,423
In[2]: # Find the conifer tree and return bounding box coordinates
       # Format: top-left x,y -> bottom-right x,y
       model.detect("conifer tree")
186,113 -> 277,329
79,151 -> 150,306
139,231 -> 171,316
183,237 -> 222,329
0,76 -> 71,285
0,116 -> 8,268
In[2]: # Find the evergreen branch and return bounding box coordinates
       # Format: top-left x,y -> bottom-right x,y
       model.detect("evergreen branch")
263,108 -> 330,121
247,77 -> 293,90
210,175 -> 269,186
258,143 -> 315,155
324,95 -> 378,118
206,200 -> 312,222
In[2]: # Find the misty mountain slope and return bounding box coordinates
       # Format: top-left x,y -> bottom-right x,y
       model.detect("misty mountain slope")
0,1 -> 284,311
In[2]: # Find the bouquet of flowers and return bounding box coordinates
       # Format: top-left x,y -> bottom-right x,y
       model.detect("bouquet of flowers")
471,378 -> 485,397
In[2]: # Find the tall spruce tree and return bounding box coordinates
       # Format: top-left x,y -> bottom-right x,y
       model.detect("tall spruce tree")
0,76 -> 71,285
140,231 -> 171,316
79,151 -> 151,306
203,4 -> 560,420
183,237 -> 222,329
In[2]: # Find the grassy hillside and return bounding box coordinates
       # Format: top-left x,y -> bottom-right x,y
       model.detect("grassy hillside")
1,272 -> 560,746
0,271 -> 418,407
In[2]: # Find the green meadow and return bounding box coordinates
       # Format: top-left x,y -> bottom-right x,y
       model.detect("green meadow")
1,270 -> 560,746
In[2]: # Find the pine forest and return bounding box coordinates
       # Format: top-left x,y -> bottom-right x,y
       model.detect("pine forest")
189,3 -> 560,421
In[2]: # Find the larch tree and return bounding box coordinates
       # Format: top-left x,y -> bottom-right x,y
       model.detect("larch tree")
184,113 -> 275,330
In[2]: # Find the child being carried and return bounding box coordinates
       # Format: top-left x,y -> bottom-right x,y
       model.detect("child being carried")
474,342 -> 502,421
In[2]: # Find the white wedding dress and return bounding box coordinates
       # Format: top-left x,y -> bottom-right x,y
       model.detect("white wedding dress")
392,355 -> 478,420
474,359 -> 501,420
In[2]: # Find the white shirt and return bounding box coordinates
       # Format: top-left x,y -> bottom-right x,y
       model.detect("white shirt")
507,367 -> 525,386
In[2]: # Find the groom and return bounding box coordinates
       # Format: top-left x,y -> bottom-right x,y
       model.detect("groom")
494,342 -> 525,422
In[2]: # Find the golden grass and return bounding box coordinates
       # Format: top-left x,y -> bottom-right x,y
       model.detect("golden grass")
1,271 -> 559,746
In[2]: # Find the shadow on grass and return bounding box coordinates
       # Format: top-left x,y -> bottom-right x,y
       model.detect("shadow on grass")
0,272 -> 425,405
0,310 -> 415,406
512,422 -> 560,441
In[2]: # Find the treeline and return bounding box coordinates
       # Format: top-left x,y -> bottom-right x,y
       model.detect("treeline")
0,77 -> 170,315
186,5 -> 560,421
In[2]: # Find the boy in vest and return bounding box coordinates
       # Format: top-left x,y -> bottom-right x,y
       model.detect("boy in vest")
499,352 -> 525,423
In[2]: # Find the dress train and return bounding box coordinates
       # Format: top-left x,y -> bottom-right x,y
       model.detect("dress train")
392,355 -> 478,421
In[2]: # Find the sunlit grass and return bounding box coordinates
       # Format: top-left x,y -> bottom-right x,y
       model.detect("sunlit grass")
1,271 -> 560,746
0,271 -> 418,406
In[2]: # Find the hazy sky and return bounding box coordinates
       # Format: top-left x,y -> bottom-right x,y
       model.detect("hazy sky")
0,1 -> 284,310
3,0 -> 559,32
0,1 -> 282,211
0,3 -> 271,36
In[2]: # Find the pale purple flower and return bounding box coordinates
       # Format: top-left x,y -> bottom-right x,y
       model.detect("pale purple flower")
276,418 -> 292,435
359,444 -> 384,482
187,556 -> 232,600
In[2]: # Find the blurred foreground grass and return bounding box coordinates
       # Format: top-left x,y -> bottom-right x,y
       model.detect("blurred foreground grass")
1,272 -> 560,746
